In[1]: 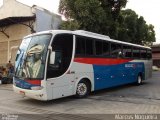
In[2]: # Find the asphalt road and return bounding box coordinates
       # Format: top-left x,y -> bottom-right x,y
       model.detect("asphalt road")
0,71 -> 160,120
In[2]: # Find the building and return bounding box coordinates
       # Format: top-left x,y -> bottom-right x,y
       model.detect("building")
0,0 -> 62,66
152,44 -> 160,67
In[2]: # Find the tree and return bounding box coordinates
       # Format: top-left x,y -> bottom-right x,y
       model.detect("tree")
60,20 -> 80,30
59,0 -> 127,38
59,0 -> 155,46
117,9 -> 155,45
117,9 -> 138,43
143,24 -> 155,46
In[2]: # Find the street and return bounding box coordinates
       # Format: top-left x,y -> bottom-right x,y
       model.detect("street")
0,71 -> 160,120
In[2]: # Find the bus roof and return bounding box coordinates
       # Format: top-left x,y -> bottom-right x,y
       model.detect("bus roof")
73,30 -> 151,49
24,30 -> 151,49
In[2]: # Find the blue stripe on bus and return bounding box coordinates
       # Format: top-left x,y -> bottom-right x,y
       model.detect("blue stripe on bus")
14,78 -> 40,90
93,62 -> 145,90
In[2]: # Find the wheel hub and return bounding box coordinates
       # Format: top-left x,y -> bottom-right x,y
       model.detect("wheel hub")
77,83 -> 87,96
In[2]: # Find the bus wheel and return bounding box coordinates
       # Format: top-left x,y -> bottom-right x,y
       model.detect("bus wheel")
137,75 -> 142,85
76,80 -> 90,98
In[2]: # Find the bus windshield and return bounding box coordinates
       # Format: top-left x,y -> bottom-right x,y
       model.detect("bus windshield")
15,34 -> 52,79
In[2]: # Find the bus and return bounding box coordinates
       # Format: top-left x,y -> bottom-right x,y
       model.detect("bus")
13,30 -> 152,101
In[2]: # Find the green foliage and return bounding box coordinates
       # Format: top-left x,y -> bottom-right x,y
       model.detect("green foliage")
143,24 -> 155,46
59,0 -> 127,39
60,20 -> 80,30
59,0 -> 155,46
117,9 -> 155,45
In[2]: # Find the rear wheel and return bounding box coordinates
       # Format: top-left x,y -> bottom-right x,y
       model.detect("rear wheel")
76,80 -> 90,98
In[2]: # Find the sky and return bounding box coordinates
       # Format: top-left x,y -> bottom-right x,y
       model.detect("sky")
126,0 -> 160,43
0,0 -> 160,43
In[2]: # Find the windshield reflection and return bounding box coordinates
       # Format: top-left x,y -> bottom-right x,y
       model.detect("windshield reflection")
15,34 -> 52,79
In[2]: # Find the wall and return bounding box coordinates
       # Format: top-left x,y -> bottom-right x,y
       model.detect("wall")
152,46 -> 160,67
0,0 -> 62,66
0,22 -> 31,66
35,9 -> 53,32
0,0 -> 33,19
35,8 -> 62,32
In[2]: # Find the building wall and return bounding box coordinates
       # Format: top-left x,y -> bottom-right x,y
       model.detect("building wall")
0,0 -> 33,19
152,54 -> 160,67
35,8 -> 62,32
35,9 -> 53,32
152,53 -> 160,60
52,14 -> 62,29
0,0 -> 62,67
152,46 -> 160,67
153,59 -> 160,67
0,22 -> 31,66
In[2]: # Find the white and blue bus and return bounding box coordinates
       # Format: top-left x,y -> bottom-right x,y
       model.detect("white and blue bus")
13,30 -> 152,101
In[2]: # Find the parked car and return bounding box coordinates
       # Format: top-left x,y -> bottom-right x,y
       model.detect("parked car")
1,77 -> 13,84
152,66 -> 159,71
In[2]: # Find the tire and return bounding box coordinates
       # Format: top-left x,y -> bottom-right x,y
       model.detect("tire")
137,74 -> 142,85
76,80 -> 90,98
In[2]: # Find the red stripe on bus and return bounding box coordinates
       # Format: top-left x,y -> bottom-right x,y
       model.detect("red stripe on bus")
26,80 -> 41,86
74,58 -> 132,65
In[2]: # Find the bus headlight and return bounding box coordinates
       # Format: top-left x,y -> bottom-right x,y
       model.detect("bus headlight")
31,86 -> 43,90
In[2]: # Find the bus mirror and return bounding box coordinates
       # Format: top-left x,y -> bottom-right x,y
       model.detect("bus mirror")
50,52 -> 55,64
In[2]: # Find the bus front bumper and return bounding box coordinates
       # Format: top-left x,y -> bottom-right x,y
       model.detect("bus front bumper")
13,85 -> 48,101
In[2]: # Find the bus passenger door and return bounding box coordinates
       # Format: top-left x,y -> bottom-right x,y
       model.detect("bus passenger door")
46,50 -> 75,99
46,34 -> 74,100
46,73 -> 75,100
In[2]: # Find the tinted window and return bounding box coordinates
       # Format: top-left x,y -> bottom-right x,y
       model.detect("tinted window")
76,36 -> 85,55
147,50 -> 152,59
111,43 -> 122,58
75,36 -> 94,56
47,34 -> 73,78
141,49 -> 147,59
133,47 -> 140,58
123,45 -> 132,58
103,41 -> 110,57
86,38 -> 94,55
95,40 -> 103,56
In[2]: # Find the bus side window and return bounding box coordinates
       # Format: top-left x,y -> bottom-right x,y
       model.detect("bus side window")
47,34 -> 73,78
49,50 -> 62,70
147,50 -> 152,59
140,49 -> 147,59
75,36 -> 85,56
75,36 -> 94,57
85,38 -> 94,56
103,41 -> 110,57
123,45 -> 132,58
133,47 -> 140,58
95,40 -> 103,56
111,43 -> 122,58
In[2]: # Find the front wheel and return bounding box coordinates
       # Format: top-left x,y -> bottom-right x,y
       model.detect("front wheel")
76,80 -> 90,98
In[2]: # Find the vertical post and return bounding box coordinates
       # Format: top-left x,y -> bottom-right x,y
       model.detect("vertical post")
8,40 -> 10,62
